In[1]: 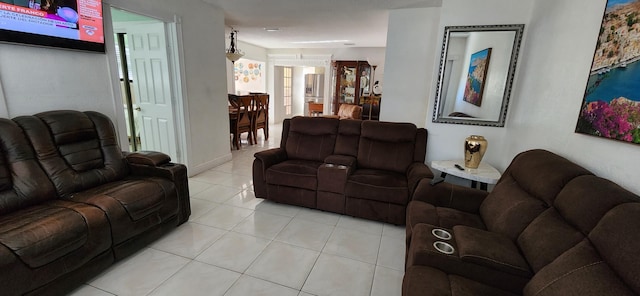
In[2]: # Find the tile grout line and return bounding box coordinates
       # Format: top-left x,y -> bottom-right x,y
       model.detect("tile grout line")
298,222 -> 337,295
369,228 -> 386,296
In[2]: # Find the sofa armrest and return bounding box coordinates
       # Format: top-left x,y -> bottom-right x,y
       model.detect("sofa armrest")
412,178 -> 489,213
253,148 -> 287,198
324,155 -> 357,167
254,148 -> 288,170
407,162 -> 435,195
453,225 -> 532,277
127,160 -> 191,225
125,151 -> 171,166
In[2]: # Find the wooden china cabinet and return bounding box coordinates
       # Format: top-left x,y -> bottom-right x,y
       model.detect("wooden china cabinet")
331,60 -> 372,114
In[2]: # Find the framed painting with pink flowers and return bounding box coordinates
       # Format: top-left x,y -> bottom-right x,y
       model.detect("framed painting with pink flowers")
576,0 -> 640,144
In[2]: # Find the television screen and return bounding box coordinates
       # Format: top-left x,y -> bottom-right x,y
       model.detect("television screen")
0,0 -> 105,52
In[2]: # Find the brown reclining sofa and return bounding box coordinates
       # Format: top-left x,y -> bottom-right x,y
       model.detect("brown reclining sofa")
404,149 -> 640,296
253,116 -> 433,224
0,110 -> 190,296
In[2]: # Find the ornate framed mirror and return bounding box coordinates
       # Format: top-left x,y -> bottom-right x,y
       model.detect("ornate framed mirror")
432,24 -> 525,127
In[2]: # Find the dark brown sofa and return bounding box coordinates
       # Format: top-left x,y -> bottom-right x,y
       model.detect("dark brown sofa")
253,116 -> 433,224
0,110 -> 190,296
403,149 -> 640,295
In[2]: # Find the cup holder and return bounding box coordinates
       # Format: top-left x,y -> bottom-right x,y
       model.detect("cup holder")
325,164 -> 335,168
433,241 -> 455,255
431,228 -> 452,240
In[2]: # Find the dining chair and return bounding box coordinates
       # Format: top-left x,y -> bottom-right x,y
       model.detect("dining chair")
229,95 -> 253,149
252,94 -> 269,142
228,94 -> 240,109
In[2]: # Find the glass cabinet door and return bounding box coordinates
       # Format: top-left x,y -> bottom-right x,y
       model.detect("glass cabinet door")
332,60 -> 372,114
359,64 -> 371,99
339,65 -> 357,104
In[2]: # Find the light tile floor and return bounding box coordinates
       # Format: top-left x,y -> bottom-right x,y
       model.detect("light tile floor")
70,124 -> 405,296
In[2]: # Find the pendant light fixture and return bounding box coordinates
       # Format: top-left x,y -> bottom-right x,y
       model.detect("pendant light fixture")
225,28 -> 244,63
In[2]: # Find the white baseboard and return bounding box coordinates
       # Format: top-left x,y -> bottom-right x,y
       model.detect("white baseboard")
187,153 -> 233,177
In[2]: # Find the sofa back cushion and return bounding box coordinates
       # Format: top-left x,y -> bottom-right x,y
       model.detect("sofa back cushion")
517,208 -> 584,273
0,119 -> 57,215
357,121 -> 417,174
588,203 -> 640,294
517,175 -> 638,273
523,203 -> 640,296
285,116 -> 339,162
334,119 -> 362,157
554,175 -> 638,234
480,149 -> 593,240
14,110 -> 128,198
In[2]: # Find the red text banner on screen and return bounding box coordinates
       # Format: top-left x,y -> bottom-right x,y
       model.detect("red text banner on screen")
78,0 -> 103,43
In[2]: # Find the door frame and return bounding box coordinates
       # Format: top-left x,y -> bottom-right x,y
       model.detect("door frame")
103,2 -> 189,165
268,54 -> 333,121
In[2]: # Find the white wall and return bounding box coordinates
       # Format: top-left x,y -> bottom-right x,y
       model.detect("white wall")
293,66 -> 306,116
441,36 -> 467,116
504,0 -> 640,193
385,0 -> 640,194
0,45 -> 116,117
380,7 -> 441,125
0,0 -> 231,176
179,5 -> 231,175
272,66 -> 286,123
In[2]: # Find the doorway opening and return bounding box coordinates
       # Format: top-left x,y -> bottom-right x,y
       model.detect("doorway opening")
114,32 -> 138,151
110,8 -> 181,162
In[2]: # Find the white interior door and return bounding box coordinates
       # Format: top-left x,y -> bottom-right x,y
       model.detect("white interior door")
127,22 -> 178,161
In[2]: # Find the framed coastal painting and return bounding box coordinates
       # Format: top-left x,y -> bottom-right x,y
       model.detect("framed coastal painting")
576,0 -> 640,144
463,48 -> 492,107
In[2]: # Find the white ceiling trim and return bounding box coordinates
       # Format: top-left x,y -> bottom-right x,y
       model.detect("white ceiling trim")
268,54 -> 333,67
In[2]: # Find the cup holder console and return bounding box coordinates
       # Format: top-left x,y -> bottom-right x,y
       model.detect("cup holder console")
433,241 -> 455,255
431,228 -> 452,240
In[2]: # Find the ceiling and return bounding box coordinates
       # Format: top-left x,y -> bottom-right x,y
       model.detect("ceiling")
204,0 -> 442,49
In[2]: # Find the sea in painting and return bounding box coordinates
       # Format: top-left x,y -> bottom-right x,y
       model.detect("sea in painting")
577,0 -> 640,143
463,48 -> 491,107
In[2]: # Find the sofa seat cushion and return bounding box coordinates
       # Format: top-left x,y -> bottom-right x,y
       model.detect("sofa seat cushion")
454,225 -> 532,277
0,200 -> 112,294
69,177 -> 177,244
403,265 -> 519,296
345,169 -> 408,204
266,159 -> 323,190
407,201 -> 486,231
0,203 -> 104,268
74,179 -> 166,221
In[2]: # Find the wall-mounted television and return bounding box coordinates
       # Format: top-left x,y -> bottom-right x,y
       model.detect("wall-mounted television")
0,0 -> 105,53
